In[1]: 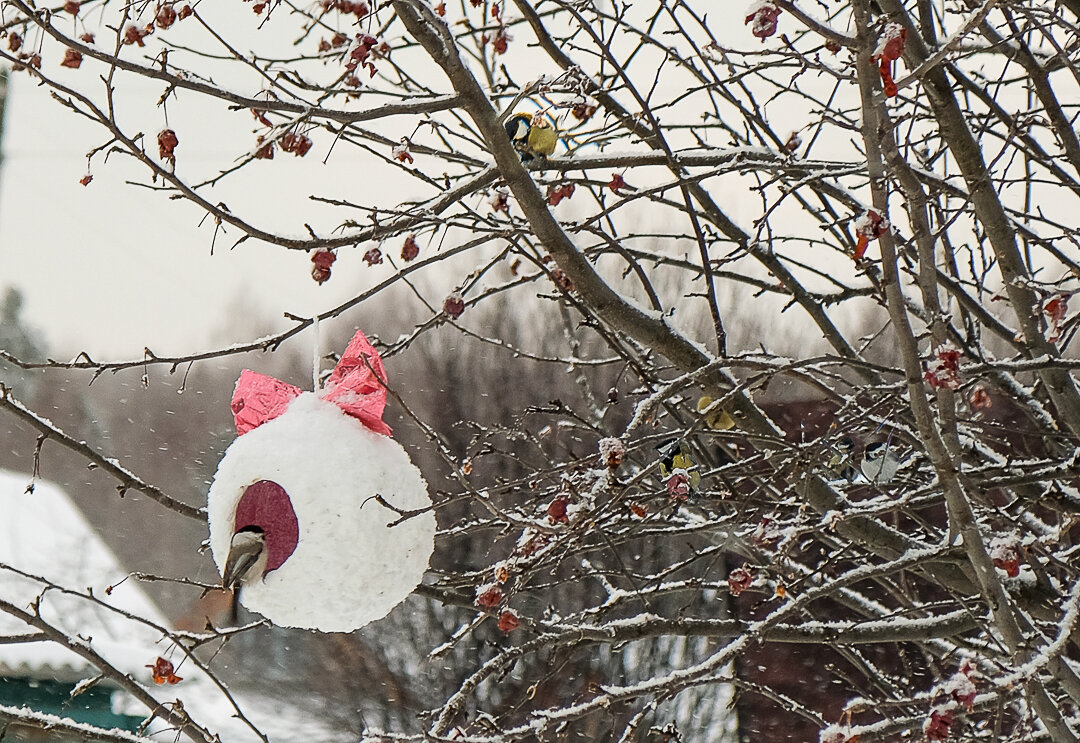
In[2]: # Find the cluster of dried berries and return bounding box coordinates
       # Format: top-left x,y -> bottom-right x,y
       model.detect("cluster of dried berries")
546,495 -> 570,525
546,182 -> 575,206
254,135 -> 275,160
852,209 -> 889,260
1043,292 -> 1069,342
942,660 -> 979,712
818,724 -> 859,743
477,2 -> 511,54
311,249 -> 336,284
157,129 -> 179,165
475,583 -> 502,608
401,234 -> 419,261
345,33 -> 387,78
598,437 -> 624,469
750,515 -> 782,546
727,566 -> 753,596
968,385 -> 992,410
496,609 -> 519,632
60,48 -> 83,69
571,95 -> 598,121
924,344 -> 962,391
608,172 -> 629,193
745,1 -> 781,41
64,1 -> 81,13
321,0 -> 369,14
488,187 -> 510,213
15,53 -> 41,71
318,32 -> 349,52
122,22 -> 155,47
549,266 -> 574,293
923,707 -> 953,741
392,138 -> 414,164
280,132 -> 313,157
146,657 -> 182,685
156,3 -> 192,28
443,292 -> 465,319
665,471 -> 691,500
989,535 -> 1021,578
872,22 -> 907,98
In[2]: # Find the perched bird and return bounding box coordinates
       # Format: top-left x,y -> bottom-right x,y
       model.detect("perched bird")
826,436 -> 858,482
696,395 -> 736,431
656,439 -> 701,491
504,113 -> 558,162
861,441 -> 903,484
223,525 -> 268,623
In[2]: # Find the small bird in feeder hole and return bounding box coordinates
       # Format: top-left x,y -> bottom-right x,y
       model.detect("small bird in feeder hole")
223,525 -> 268,622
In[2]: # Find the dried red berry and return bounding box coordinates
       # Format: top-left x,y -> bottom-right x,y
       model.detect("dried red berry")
60,48 -> 83,69
157,129 -> 179,164
969,386 -> 992,410
393,138 -> 414,164
547,183 -> 575,206
475,584 -> 502,608
156,4 -> 177,29
363,247 -> 383,266
546,496 -> 570,525
745,2 -> 781,41
497,610 -> 520,632
122,23 -> 153,47
444,292 -> 465,319
280,132 -> 312,157
146,657 -> 182,685
728,566 -> 753,596
311,250 -> 336,284
401,234 -> 419,261
254,139 -> 275,159
853,210 -> 889,260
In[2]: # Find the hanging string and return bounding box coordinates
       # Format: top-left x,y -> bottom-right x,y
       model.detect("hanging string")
312,315 -> 322,392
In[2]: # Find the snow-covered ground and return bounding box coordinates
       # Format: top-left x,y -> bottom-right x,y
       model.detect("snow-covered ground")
0,468 -> 339,742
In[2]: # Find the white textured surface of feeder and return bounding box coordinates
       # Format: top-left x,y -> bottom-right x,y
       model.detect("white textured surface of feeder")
207,393 -> 435,632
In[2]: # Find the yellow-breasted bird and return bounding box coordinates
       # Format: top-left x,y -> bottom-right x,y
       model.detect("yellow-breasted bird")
826,436 -> 858,482
696,396 -> 736,431
656,439 -> 701,490
505,113 -> 558,162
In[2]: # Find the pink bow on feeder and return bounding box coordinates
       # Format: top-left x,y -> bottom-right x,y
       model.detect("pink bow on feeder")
230,329 -> 393,436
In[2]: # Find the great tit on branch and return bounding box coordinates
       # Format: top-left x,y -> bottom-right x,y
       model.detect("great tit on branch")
826,436 -> 858,482
504,113 -> 558,162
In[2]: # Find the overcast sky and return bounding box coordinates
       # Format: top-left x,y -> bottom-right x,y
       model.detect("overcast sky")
0,3 -> 809,360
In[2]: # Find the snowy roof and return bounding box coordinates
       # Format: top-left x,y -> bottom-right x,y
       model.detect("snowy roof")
0,469 -> 167,683
0,469 -> 337,743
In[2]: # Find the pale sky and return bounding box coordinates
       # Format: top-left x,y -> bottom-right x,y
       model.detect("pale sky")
0,2 -> 830,361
